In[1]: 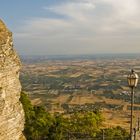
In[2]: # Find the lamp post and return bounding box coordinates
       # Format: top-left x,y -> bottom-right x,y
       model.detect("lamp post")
127,69 -> 139,140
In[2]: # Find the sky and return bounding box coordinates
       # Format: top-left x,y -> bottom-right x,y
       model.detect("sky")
1,0 -> 140,55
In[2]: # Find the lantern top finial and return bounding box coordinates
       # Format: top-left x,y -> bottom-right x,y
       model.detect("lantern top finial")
131,69 -> 135,73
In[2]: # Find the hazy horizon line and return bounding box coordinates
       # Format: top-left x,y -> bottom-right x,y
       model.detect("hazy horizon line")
20,53 -> 140,56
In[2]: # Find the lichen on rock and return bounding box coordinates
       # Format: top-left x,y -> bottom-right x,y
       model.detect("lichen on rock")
0,19 -> 25,140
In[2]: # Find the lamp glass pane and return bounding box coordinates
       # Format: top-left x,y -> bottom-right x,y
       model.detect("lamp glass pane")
135,79 -> 139,87
127,78 -> 131,86
130,78 -> 136,87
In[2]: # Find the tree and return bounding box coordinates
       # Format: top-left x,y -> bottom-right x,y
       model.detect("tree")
96,126 -> 129,140
67,111 -> 103,137
20,92 -> 53,140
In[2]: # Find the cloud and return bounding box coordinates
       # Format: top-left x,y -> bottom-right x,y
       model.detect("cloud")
44,1 -> 96,21
14,0 -> 140,55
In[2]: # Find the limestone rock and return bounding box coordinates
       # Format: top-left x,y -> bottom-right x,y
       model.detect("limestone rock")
0,19 -> 25,140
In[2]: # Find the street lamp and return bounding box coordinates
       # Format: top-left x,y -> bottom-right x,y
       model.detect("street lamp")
127,69 -> 139,140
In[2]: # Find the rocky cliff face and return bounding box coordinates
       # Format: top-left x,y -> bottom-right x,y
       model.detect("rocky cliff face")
0,20 -> 25,140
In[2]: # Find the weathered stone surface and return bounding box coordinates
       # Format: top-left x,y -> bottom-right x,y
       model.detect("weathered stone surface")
0,19 -> 25,140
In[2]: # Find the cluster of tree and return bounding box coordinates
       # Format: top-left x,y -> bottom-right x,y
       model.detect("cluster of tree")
20,73 -> 94,91
20,92 -> 129,140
